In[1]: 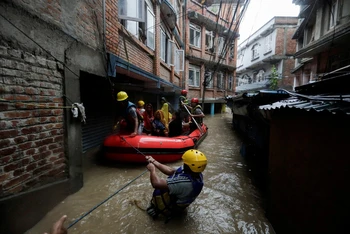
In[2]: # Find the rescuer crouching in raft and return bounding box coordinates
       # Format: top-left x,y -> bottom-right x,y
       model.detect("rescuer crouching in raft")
145,149 -> 207,222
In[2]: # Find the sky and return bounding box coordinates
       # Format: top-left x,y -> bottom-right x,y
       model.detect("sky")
238,0 -> 300,43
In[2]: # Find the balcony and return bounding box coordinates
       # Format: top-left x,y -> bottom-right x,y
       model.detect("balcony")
294,21 -> 350,58
188,10 -> 239,39
186,55 -> 236,71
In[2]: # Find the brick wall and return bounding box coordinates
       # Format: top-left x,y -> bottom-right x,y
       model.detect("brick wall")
285,28 -> 297,55
105,0 -> 119,54
10,0 -> 103,50
275,28 -> 284,55
0,41 -> 67,198
280,59 -> 295,89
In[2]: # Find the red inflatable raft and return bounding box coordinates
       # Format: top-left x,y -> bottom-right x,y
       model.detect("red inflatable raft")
103,124 -> 208,163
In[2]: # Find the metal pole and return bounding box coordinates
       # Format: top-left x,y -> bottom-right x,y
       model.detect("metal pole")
183,105 -> 204,135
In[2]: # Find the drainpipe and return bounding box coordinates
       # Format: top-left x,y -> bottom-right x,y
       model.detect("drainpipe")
182,0 -> 187,89
103,0 -> 106,54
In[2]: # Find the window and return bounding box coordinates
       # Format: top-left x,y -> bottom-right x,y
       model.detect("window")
120,1 -> 155,50
146,6 -> 155,50
167,40 -> 175,66
161,28 -> 176,66
204,71 -> 213,88
190,24 -> 201,48
205,30 -> 214,52
257,70 -> 265,82
229,43 -> 235,59
217,37 -> 225,56
119,0 -> 144,22
329,0 -> 338,29
265,33 -> 273,53
217,73 -> 224,89
238,53 -> 243,67
189,64 -> 201,87
207,4 -> 220,14
228,75 -> 233,90
175,48 -> 184,72
252,44 -> 259,60
125,21 -> 138,37
160,30 -> 166,62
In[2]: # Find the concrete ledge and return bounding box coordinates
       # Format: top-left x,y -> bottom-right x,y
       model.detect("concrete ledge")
0,179 -> 71,234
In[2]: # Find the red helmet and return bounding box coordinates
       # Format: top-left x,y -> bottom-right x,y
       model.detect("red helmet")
191,98 -> 199,103
181,90 -> 188,95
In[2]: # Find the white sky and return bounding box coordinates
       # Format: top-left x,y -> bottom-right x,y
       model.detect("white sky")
238,0 -> 300,43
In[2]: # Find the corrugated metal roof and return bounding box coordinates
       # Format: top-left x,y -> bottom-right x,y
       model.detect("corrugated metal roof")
236,80 -> 269,92
259,96 -> 350,115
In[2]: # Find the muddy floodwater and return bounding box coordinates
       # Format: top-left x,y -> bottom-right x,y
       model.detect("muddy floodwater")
26,113 -> 275,234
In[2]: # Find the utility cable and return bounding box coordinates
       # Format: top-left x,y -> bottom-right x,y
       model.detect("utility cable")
0,12 -> 80,80
203,0 -> 248,87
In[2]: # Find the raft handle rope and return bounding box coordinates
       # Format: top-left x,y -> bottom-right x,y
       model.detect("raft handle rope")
121,136 -> 148,159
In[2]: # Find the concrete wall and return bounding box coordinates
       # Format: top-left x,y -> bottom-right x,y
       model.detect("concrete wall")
0,0 -> 105,233
267,109 -> 350,234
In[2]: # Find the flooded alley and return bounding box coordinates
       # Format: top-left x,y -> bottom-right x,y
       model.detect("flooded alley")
26,113 -> 274,234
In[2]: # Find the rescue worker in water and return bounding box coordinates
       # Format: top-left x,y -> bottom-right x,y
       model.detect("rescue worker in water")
145,149 -> 207,221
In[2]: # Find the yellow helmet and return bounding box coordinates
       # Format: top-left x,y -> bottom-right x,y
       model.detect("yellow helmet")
182,149 -> 207,173
117,91 -> 128,101
137,100 -> 145,107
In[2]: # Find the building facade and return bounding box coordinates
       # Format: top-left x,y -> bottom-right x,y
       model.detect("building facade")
185,0 -> 241,113
236,17 -> 298,93
291,0 -> 350,87
0,0 -> 242,232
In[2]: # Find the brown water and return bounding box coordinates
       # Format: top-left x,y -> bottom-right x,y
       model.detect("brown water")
26,113 -> 275,234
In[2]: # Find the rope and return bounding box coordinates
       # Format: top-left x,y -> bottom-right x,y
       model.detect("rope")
68,137 -> 152,229
121,136 -> 147,158
67,169 -> 148,229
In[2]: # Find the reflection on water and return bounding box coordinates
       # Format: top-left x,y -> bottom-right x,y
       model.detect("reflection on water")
26,113 -> 274,234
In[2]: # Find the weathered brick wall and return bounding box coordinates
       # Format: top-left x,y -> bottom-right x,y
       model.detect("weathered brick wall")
160,65 -> 171,82
275,27 -> 297,56
105,0 -> 119,54
0,41 -> 66,198
10,0 -> 103,50
285,28 -> 297,55
118,32 -> 154,74
280,59 -> 295,90
275,28 -> 285,55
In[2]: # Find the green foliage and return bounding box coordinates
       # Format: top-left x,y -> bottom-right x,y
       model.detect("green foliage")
270,65 -> 279,90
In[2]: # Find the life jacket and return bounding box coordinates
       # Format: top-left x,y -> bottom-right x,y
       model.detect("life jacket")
191,105 -> 203,124
123,102 -> 143,131
150,167 -> 203,218
179,96 -> 188,109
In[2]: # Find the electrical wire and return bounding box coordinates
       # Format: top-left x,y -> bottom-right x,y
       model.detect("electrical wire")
203,0 -> 249,86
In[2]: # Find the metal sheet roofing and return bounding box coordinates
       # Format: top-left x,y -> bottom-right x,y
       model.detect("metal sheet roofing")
259,95 -> 350,115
